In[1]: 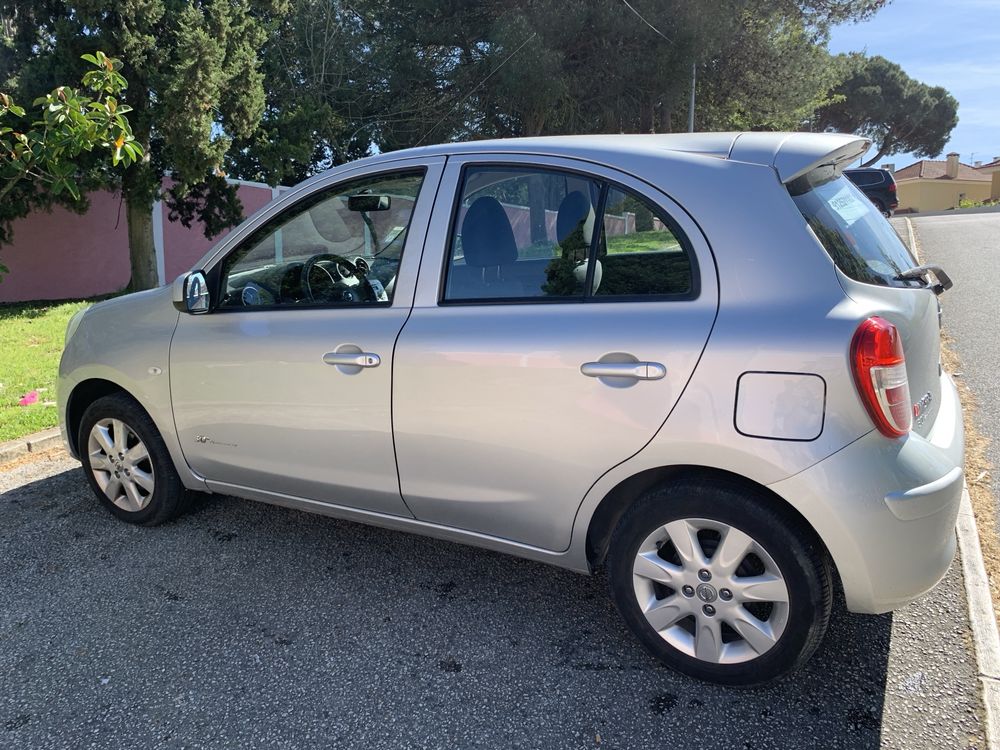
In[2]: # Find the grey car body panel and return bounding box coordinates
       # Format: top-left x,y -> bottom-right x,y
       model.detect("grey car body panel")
57,286 -> 207,489
394,154 -> 719,552
169,306 -> 416,516
167,156 -> 446,516
58,132 -> 963,614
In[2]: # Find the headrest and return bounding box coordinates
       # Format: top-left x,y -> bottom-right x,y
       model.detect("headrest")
556,191 -> 596,246
461,197 -> 518,268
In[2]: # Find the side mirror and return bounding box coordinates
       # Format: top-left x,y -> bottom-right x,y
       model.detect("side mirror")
172,271 -> 210,314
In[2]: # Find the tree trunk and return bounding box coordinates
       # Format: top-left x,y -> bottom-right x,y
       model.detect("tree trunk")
860,140 -> 892,168
524,109 -> 546,137
658,99 -> 672,133
639,98 -> 655,133
126,191 -> 159,290
122,120 -> 159,291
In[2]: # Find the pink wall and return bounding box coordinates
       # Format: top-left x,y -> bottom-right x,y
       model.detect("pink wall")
0,191 -> 131,303
0,179 -> 277,304
161,181 -> 275,283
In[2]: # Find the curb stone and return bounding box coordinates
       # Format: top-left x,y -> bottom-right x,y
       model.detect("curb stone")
958,485 -> 1000,750
0,427 -> 63,465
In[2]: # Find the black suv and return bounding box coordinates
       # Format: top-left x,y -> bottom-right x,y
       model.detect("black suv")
844,168 -> 898,217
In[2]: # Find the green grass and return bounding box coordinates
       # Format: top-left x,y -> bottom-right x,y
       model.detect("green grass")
511,230 -> 683,260
0,300 -> 91,442
606,230 -> 681,254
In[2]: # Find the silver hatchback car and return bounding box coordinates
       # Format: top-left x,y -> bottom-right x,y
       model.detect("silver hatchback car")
59,132 -> 964,685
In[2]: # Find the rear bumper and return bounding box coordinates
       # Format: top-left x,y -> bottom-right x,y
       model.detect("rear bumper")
769,371 -> 964,614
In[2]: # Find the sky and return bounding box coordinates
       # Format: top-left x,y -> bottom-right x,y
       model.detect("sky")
827,0 -> 1000,169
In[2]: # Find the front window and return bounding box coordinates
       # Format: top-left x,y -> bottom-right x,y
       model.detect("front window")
219,170 -> 425,308
789,168 -> 917,288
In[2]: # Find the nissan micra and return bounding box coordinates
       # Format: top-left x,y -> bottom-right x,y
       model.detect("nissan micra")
59,132 -> 964,685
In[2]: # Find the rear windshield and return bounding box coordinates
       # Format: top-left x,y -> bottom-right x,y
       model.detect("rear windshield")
789,168 -> 917,288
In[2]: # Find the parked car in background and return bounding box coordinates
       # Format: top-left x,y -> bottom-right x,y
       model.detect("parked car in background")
59,132 -> 962,686
845,167 -> 899,217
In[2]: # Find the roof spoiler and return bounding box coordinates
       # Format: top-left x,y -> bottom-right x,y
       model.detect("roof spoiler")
729,132 -> 871,184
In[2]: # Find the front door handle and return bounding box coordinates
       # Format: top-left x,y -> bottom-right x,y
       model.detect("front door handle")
323,351 -> 381,368
580,361 -> 666,380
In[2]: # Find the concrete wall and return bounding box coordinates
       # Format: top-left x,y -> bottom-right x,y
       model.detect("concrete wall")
896,179 -> 993,213
0,179 -> 278,304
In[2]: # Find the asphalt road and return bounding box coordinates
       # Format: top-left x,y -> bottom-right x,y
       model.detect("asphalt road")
0,453 -> 986,749
911,213 -> 1000,511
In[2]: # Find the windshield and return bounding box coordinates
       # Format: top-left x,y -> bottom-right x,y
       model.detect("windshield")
789,169 -> 918,288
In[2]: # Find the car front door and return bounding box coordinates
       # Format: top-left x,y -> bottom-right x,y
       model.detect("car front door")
392,156 -> 719,550
169,158 -> 444,516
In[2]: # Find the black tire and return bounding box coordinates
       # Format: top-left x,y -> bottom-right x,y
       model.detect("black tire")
79,393 -> 188,526
607,477 -> 832,686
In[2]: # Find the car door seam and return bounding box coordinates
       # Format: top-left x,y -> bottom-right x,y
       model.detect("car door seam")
390,155 -> 451,517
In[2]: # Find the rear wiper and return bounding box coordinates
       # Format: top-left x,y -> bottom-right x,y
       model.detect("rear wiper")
895,264 -> 953,295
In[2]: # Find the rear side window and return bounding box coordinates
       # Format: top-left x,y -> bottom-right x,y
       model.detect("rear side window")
444,167 -> 602,300
789,169 -> 917,288
597,187 -> 692,297
442,165 -> 695,303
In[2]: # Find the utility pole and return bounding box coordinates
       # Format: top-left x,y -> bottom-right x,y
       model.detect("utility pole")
687,62 -> 696,133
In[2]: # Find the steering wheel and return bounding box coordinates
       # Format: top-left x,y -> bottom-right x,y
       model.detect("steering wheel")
301,253 -> 370,303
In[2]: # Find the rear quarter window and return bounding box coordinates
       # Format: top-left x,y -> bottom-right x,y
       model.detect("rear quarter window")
788,169 -> 918,288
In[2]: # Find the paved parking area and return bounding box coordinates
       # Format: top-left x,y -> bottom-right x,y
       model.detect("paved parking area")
0,453 -> 985,749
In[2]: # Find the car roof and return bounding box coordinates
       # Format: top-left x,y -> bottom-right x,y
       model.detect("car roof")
342,131 -> 870,184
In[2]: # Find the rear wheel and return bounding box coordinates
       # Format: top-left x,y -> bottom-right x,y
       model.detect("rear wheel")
607,477 -> 832,685
79,393 -> 188,526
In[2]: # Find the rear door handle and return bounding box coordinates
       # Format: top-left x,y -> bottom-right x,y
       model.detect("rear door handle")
323,352 -> 381,368
580,361 -> 666,380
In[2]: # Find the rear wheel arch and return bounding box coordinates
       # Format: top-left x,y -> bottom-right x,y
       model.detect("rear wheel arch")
585,465 -> 833,575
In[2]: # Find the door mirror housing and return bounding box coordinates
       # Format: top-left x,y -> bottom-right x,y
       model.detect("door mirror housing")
172,271 -> 211,314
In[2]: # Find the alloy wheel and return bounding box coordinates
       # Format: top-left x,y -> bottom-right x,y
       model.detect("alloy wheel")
87,418 -> 156,513
632,518 -> 789,664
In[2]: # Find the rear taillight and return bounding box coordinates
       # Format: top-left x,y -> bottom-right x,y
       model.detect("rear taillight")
851,317 -> 912,438
888,182 -> 897,193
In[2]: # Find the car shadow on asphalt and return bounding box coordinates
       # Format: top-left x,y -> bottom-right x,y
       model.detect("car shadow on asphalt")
1,467 -> 893,749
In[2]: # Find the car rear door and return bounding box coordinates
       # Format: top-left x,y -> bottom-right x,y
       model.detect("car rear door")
392,155 -> 719,551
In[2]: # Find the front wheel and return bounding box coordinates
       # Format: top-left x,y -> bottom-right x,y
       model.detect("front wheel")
607,478 -> 832,685
79,393 -> 188,526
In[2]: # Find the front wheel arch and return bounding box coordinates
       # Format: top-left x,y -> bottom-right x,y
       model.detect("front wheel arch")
66,378 -> 129,457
